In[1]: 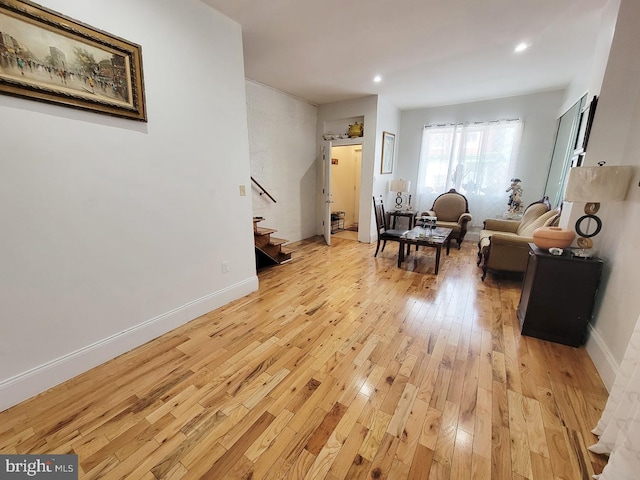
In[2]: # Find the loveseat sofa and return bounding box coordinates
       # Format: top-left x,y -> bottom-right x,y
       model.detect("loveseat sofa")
477,197 -> 559,280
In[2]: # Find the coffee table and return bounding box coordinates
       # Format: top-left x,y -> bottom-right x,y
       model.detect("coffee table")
397,227 -> 453,274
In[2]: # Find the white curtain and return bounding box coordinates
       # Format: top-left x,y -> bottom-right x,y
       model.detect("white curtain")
415,119 -> 523,227
589,312 -> 640,479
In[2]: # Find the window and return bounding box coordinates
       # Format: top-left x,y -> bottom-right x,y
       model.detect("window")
416,119 -> 523,227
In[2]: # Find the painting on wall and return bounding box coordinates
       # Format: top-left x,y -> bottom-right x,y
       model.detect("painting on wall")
0,0 -> 147,121
381,131 -> 395,174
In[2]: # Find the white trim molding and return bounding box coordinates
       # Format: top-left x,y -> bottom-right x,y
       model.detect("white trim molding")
586,324 -> 620,392
0,277 -> 258,412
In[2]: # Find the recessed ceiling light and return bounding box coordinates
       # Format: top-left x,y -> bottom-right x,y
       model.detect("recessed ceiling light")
514,43 -> 528,53
373,75 -> 382,83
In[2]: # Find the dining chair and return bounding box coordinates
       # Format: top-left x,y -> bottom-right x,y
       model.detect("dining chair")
373,196 -> 409,257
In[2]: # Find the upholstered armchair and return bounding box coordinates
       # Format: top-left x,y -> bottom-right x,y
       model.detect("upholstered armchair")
477,197 -> 559,280
422,189 -> 472,249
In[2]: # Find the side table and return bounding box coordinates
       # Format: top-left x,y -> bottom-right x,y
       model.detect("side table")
388,210 -> 417,230
517,244 -> 603,346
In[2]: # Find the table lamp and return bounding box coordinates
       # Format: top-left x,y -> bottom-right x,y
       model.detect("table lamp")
390,179 -> 410,210
563,164 -> 634,256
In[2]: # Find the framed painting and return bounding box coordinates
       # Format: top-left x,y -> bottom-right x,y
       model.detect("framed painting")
381,131 -> 395,174
0,0 -> 147,121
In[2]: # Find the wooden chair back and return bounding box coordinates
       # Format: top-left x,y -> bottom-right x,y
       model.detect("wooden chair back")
373,196 -> 388,234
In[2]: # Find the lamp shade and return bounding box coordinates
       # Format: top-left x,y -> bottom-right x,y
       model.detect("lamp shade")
564,166 -> 634,203
390,179 -> 410,193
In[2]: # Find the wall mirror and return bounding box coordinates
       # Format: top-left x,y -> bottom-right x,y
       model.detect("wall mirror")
544,94 -> 587,207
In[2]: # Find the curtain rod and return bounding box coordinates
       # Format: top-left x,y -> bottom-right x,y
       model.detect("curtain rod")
424,118 -> 521,128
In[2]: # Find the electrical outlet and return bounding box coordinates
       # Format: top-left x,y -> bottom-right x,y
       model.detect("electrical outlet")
239,185 -> 246,196
221,261 -> 229,273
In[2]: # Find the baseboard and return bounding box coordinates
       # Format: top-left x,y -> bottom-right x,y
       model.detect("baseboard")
585,324 -> 619,391
0,276 -> 259,412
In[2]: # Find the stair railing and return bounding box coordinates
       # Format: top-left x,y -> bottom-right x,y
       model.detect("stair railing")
251,177 -> 277,203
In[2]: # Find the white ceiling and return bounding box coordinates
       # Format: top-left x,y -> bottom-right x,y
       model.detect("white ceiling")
202,0 -> 611,109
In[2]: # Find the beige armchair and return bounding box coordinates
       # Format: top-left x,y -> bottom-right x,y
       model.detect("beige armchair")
477,197 -> 559,280
422,189 -> 472,249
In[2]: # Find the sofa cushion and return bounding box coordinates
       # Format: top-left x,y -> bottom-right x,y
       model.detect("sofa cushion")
435,220 -> 461,233
517,209 -> 560,237
515,203 -> 550,234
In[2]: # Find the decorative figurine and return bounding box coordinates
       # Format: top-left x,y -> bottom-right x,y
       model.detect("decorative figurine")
506,178 -> 523,215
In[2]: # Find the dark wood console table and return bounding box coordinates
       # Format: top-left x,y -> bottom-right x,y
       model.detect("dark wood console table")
517,244 -> 603,347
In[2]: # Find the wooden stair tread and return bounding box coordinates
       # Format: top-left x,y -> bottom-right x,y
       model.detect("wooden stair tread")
280,246 -> 295,255
268,237 -> 287,246
255,227 -> 277,236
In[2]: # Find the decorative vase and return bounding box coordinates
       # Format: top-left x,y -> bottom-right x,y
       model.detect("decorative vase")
348,122 -> 363,138
532,226 -> 575,249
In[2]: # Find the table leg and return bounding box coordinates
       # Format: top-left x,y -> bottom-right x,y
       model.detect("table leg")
435,245 -> 442,274
446,238 -> 451,255
398,240 -> 405,267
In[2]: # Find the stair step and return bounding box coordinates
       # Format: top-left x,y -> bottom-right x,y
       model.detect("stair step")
255,246 -> 292,267
276,251 -> 292,263
268,237 -> 287,246
255,227 -> 277,236
280,246 -> 295,255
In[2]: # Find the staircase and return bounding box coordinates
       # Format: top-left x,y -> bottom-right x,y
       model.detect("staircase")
253,217 -> 294,267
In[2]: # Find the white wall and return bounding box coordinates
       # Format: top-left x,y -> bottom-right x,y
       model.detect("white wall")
559,0 -> 620,116
397,90 -> 565,234
572,0 -> 640,389
245,80 -> 318,242
375,96 -> 403,213
0,0 -> 257,411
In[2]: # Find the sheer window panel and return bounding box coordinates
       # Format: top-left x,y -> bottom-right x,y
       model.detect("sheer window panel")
416,120 -> 523,228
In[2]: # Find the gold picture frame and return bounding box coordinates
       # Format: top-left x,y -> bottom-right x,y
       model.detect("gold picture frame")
381,131 -> 395,174
0,0 -> 147,121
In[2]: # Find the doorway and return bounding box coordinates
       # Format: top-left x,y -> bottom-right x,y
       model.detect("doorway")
330,145 -> 362,239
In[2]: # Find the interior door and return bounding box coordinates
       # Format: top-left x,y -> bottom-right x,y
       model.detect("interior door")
322,141 -> 333,245
354,148 -> 362,227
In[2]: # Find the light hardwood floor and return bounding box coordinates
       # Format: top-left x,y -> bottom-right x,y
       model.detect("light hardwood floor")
0,236 -> 609,479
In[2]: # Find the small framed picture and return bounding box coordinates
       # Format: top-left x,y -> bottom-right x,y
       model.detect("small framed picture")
381,131 -> 395,174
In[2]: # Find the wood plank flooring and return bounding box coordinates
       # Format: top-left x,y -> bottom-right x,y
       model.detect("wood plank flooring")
0,236 -> 609,479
